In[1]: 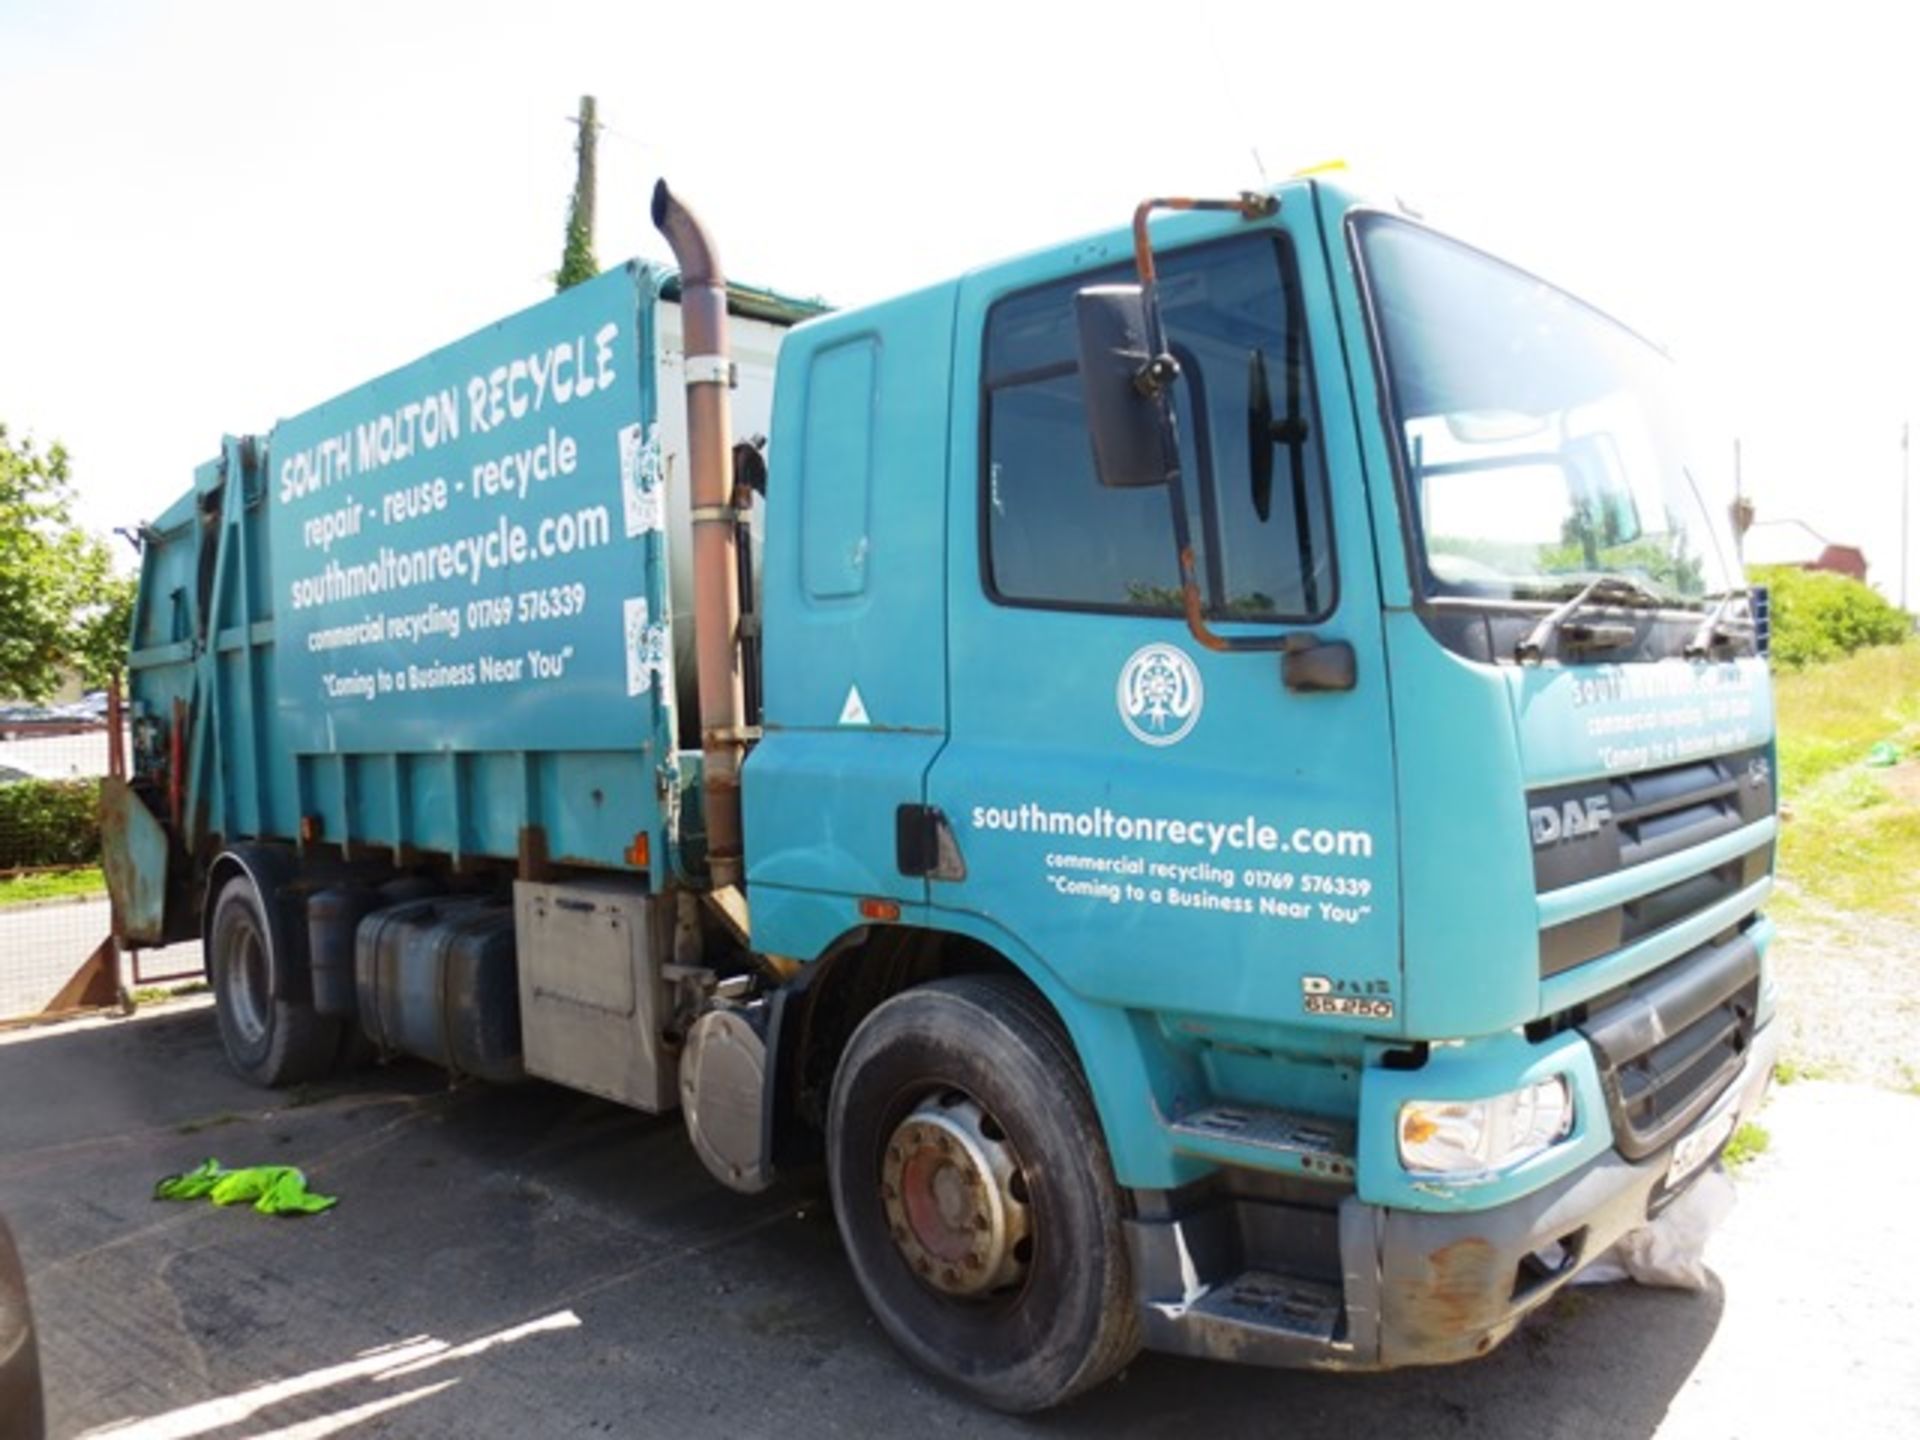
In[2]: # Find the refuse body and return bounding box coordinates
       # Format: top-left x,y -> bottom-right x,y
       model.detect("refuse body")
154,1159 -> 338,1216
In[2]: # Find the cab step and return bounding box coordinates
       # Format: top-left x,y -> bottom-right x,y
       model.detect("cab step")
1168,1104 -> 1356,1182
1192,1270 -> 1344,1341
1142,1268 -> 1347,1365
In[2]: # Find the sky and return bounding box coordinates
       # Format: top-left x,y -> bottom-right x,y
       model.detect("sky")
2,0 -> 1917,604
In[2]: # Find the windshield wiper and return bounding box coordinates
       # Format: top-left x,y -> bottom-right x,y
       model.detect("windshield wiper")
1514,575 -> 1672,665
1684,587 -> 1752,660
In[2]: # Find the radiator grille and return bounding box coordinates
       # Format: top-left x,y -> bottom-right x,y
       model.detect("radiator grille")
1577,928 -> 1759,1160
1533,745 -> 1774,976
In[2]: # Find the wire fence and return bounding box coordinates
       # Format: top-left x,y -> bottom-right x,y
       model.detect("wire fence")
0,719 -> 203,1022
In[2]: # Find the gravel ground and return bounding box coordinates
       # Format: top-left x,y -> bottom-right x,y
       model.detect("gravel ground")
1768,900 -> 1920,1090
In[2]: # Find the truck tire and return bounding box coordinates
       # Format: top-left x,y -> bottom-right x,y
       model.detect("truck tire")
209,875 -> 339,1088
826,975 -> 1140,1411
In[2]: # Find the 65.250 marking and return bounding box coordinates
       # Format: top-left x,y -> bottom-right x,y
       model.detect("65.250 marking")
1304,994 -> 1395,1019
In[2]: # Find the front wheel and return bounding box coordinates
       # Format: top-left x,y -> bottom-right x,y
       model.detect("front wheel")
826,975 -> 1140,1411
208,875 -> 339,1088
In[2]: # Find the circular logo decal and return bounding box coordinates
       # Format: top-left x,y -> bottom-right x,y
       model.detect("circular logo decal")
1117,643 -> 1204,747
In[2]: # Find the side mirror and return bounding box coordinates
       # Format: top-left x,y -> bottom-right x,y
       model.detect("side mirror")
1074,284 -> 1175,489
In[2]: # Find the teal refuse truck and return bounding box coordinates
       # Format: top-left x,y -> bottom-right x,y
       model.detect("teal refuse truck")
106,175 -> 1778,1410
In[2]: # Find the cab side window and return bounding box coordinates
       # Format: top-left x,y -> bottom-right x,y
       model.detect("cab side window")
983,234 -> 1335,620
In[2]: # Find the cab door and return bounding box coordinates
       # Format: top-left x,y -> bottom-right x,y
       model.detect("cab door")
925,198 -> 1403,1031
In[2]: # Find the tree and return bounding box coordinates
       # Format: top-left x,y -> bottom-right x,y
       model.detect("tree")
555,95 -> 599,291
0,422 -> 124,700
74,570 -> 137,690
1749,564 -> 1912,668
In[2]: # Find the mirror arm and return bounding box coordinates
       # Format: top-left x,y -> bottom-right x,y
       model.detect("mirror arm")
1164,341 -> 1227,610
1128,193 -> 1277,395
1132,192 -> 1294,655
1164,466 -> 1297,655
1130,193 -> 1280,296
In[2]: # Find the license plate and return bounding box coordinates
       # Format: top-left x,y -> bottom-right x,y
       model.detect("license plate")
1666,1104 -> 1738,1186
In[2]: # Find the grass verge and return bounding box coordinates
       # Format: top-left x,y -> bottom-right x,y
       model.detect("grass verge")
0,865 -> 107,908
1765,642 -> 1919,1090
1773,643 -> 1920,920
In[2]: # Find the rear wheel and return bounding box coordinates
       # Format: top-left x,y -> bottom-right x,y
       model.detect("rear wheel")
827,975 -> 1140,1411
209,875 -> 339,1088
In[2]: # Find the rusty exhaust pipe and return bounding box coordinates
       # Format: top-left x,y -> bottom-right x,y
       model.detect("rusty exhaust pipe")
652,179 -> 748,897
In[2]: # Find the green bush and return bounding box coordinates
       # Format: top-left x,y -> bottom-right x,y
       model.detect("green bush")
0,777 -> 102,870
1750,565 -> 1913,668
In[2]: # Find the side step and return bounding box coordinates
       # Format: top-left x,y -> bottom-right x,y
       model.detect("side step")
1192,1270 -> 1343,1341
1143,1269 -> 1347,1366
1168,1104 -> 1356,1183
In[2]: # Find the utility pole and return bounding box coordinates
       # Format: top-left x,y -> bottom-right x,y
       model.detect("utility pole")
556,95 -> 600,291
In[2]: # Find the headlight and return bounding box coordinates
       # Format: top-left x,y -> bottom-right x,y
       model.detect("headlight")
1397,1077 -> 1573,1177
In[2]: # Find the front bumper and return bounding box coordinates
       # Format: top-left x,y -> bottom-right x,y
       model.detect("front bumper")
1130,1018 -> 1776,1370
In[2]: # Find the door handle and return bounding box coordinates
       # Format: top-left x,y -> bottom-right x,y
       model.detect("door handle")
1281,634 -> 1355,693
896,806 -> 967,881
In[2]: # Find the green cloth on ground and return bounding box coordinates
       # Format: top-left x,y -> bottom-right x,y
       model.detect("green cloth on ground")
153,1157 -> 225,1201
1866,741 -> 1901,768
154,1158 -> 338,1215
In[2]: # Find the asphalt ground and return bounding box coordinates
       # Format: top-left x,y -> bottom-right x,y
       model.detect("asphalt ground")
3,1000 -> 1915,1439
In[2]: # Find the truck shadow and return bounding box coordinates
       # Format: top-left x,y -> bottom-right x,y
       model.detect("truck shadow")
5,1006 -> 1721,1440
1047,1281 -> 1724,1438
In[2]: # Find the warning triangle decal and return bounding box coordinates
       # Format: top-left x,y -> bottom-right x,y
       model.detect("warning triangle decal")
839,684 -> 870,726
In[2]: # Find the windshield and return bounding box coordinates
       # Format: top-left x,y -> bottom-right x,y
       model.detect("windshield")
1357,215 -> 1740,608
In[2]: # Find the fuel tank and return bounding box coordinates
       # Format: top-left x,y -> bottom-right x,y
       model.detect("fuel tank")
355,896 -> 522,1082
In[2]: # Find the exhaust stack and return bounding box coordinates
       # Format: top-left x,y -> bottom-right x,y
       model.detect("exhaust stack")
651,179 -> 747,893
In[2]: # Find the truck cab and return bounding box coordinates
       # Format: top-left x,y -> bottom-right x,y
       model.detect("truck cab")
747,175 -> 1773,1393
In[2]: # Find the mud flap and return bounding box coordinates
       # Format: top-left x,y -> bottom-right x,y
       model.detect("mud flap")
100,776 -> 170,944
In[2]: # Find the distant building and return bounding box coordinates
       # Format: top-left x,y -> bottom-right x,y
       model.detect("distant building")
1742,520 -> 1868,582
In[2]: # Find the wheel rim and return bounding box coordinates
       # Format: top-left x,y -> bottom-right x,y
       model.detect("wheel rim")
880,1090 -> 1032,1298
226,917 -> 270,1047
